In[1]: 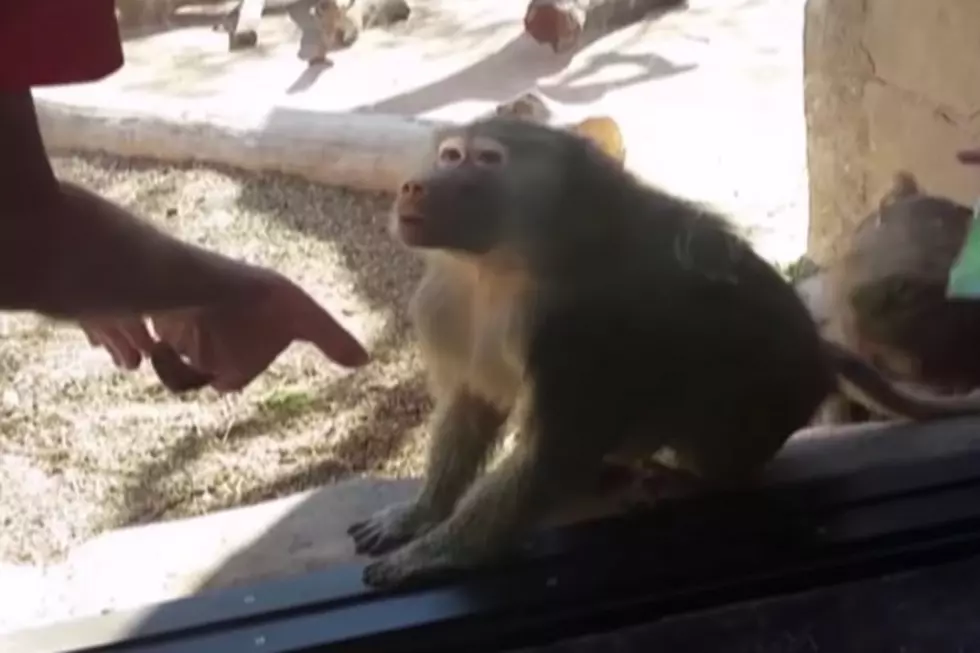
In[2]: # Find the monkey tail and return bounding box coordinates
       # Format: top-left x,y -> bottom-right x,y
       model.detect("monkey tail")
823,339 -> 980,421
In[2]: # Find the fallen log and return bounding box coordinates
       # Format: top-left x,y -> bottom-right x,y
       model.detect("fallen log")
524,0 -> 686,53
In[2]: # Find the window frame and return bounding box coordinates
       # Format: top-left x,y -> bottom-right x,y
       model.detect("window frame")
6,416 -> 980,653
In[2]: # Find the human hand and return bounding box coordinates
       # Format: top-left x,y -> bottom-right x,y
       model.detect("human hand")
80,269 -> 369,393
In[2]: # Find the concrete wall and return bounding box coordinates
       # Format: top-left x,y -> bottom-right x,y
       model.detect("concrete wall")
803,0 -> 980,264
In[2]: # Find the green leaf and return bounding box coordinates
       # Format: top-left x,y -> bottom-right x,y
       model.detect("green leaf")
946,199 -> 980,298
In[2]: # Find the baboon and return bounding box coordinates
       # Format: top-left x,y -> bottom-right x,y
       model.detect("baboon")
810,172 -> 980,422
349,119 -> 980,589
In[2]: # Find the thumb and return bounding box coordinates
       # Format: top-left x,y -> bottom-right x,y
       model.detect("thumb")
958,148 -> 980,165
291,291 -> 370,368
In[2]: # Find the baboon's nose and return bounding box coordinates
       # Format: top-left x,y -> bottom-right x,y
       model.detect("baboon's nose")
399,181 -> 425,200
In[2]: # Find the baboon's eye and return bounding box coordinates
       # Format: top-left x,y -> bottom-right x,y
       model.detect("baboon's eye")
475,148 -> 505,167
438,145 -> 463,165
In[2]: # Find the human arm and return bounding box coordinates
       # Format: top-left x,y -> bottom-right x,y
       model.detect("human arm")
0,1 -> 369,387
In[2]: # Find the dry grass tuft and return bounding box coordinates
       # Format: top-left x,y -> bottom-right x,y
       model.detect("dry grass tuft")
0,152 -> 432,565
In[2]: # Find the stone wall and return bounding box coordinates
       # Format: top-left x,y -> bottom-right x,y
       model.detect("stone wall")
803,0 -> 980,264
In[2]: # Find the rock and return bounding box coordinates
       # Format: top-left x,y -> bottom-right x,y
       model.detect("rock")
804,0 -> 980,263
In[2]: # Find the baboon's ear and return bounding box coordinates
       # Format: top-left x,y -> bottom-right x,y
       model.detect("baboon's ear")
876,171 -> 919,212
571,116 -> 627,166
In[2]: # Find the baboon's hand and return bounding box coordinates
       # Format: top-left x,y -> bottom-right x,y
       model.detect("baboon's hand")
347,500 -> 440,557
362,528 -> 465,589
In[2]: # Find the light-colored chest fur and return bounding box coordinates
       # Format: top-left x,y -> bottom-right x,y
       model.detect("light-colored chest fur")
409,256 -> 529,410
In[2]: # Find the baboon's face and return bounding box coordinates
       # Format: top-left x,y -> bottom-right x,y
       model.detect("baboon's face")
390,119 -> 580,258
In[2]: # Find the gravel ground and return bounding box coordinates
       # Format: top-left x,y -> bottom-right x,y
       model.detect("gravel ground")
0,152 -> 432,566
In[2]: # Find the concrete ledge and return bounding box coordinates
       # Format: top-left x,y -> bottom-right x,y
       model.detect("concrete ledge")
36,94 -> 439,193
0,477 -> 421,633
8,414 -> 980,636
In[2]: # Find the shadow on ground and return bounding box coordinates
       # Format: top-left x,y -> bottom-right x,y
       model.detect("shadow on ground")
359,8 -> 694,116
198,476 -> 423,592
118,0 -> 288,41
119,1 -> 306,98
113,371 -> 431,528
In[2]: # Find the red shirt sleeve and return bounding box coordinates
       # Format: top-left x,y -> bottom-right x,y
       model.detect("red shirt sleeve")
0,0 -> 124,90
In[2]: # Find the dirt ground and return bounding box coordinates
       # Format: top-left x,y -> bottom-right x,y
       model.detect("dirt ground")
0,152 -> 433,566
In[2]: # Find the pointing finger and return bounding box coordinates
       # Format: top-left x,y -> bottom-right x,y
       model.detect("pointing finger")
291,293 -> 369,368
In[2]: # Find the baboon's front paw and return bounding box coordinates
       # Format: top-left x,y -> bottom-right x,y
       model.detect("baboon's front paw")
347,501 -> 437,557
361,542 -> 459,589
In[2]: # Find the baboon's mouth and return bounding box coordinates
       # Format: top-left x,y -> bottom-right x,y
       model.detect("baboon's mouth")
398,213 -> 425,226
395,213 -> 429,246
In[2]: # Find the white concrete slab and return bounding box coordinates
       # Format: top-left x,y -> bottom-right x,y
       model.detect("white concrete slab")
0,477 -> 419,633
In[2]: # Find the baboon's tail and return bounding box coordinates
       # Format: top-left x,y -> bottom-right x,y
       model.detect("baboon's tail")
824,339 -> 980,420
